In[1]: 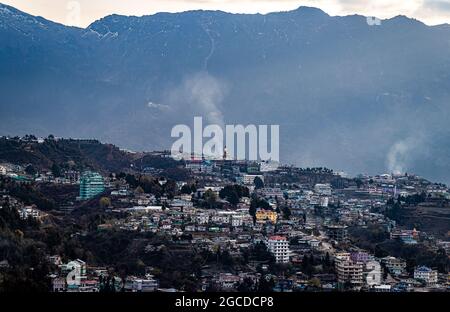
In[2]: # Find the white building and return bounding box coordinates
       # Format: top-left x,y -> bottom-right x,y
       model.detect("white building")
210,211 -> 234,224
124,275 -> 159,292
196,213 -> 210,225
319,196 -> 329,207
231,215 -> 244,227
258,188 -> 283,199
0,165 -> 6,175
372,284 -> 391,292
259,161 -> 279,172
414,266 -> 438,285
18,206 -> 41,220
185,160 -> 213,174
314,184 -> 332,196
243,174 -> 264,185
266,235 -> 290,263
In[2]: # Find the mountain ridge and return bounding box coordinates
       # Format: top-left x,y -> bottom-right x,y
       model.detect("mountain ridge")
1,3 -> 450,184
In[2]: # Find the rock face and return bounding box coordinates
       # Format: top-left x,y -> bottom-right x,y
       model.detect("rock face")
1,4 -> 450,183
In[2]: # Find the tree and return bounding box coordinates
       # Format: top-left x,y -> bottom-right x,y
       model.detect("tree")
219,185 -> 249,206
254,177 -> 264,189
250,242 -> 274,262
135,186 -> 144,194
354,178 -> 363,189
226,191 -> 240,206
218,249 -> 234,267
237,277 -> 255,292
51,163 -> 61,177
219,185 -> 239,206
163,180 -> 177,198
99,197 -> 111,208
25,164 -> 37,176
324,252 -> 331,267
281,205 -> 291,220
308,277 -> 321,288
250,197 -> 271,211
249,205 -> 257,223
181,184 -> 193,194
204,189 -> 217,209
258,276 -> 275,292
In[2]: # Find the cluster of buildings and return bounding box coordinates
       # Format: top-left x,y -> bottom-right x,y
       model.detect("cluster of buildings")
86,158 -> 449,292
48,257 -> 160,292
1,150 -> 449,292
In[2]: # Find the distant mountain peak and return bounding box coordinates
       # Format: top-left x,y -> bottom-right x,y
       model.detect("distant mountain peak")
0,2 -> 22,16
385,14 -> 425,26
0,2 -> 64,30
292,6 -> 328,15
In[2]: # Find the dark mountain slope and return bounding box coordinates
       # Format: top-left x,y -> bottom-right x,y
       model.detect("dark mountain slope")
0,4 -> 449,183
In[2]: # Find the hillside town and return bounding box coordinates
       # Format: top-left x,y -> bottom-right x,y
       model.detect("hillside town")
0,136 -> 449,292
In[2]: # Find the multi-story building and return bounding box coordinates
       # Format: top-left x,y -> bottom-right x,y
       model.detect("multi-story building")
266,235 -> 290,263
185,160 -> 213,173
210,213 -> 231,225
196,213 -> 210,225
124,275 -> 159,292
414,266 -> 438,286
242,174 -> 264,185
52,277 -> 67,292
256,209 -> 277,223
63,170 -> 80,184
231,215 -> 245,227
326,225 -> 348,242
18,206 -> 41,220
258,188 -> 284,199
390,228 -> 419,240
78,171 -> 105,200
381,256 -> 406,276
335,253 -> 364,288
350,252 -> 372,264
314,183 -> 332,196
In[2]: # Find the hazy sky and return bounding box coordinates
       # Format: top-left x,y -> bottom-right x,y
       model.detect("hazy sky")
2,0 -> 450,27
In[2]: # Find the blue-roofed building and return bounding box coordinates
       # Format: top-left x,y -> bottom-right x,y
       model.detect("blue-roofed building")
414,266 -> 438,285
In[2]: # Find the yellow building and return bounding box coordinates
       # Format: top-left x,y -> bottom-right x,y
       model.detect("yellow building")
255,209 -> 277,223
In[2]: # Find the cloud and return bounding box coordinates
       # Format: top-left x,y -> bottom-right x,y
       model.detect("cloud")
147,101 -> 170,110
422,0 -> 450,11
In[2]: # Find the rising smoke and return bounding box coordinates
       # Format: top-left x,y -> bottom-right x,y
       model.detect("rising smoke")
386,136 -> 422,175
165,71 -> 228,127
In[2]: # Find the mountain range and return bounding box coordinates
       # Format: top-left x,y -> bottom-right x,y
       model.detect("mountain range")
0,3 -> 449,183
